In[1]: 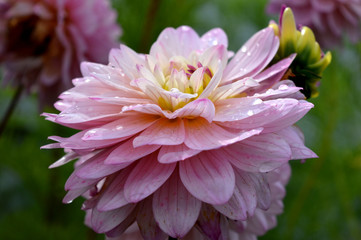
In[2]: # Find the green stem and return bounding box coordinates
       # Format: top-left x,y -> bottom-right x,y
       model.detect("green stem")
0,84 -> 24,137
139,0 -> 162,52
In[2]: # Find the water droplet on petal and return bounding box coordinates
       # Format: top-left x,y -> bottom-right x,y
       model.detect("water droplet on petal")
279,84 -> 288,90
241,46 -> 247,53
247,110 -> 254,116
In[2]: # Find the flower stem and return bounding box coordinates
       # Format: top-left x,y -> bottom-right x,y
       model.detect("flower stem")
0,84 -> 24,137
139,0 -> 162,52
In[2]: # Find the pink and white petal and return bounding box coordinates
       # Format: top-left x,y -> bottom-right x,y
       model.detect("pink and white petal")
74,149 -> 130,179
198,65 -> 223,99
184,118 -> 263,151
49,151 -> 78,168
223,27 -> 279,83
201,28 -> 228,49
219,132 -> 292,173
51,131 -> 120,152
133,118 -> 185,147
241,171 -> 271,210
105,136 -> 160,165
153,170 -> 201,238
137,198 -> 168,240
196,204 -> 223,240
262,99 -> 314,133
130,77 -> 167,103
214,97 -> 267,122
91,204 -> 136,233
252,80 -> 304,101
150,26 -> 200,59
121,103 -> 167,117
89,92 -> 153,105
213,169 -> 258,220
276,126 -> 318,159
65,170 -> 100,190
82,114 -> 159,140
96,168 -> 133,211
179,151 -> 235,205
199,45 -> 228,73
105,210 -> 137,238
63,185 -> 95,204
108,45 -> 146,80
80,61 -> 138,92
55,101 -> 123,130
124,153 -> 176,202
245,54 -> 296,96
158,144 -> 201,164
170,98 -> 215,123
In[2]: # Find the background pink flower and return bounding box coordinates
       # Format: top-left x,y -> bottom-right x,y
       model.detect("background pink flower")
44,26 -> 316,239
0,0 -> 121,108
267,0 -> 361,47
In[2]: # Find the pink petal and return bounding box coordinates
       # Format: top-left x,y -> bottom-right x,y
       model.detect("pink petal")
218,132 -> 292,173
105,210 -> 137,238
153,170 -> 201,238
214,97 -> 268,122
91,204 -> 136,233
262,99 -> 314,133
252,80 -> 304,100
245,54 -> 296,96
201,28 -> 228,49
158,144 -> 201,164
136,198 -> 168,240
196,204 -> 223,240
213,169 -> 259,220
96,168 -> 133,211
184,118 -> 263,150
51,132 -> 119,153
199,45 -> 228,73
276,126 -> 318,159
133,118 -> 185,147
124,153 -> 176,202
179,151 -> 235,205
223,27 -> 279,83
105,136 -> 160,165
198,65 -> 223,99
108,45 -> 146,80
150,26 -> 200,59
75,149 -> 128,179
170,98 -> 215,123
82,114 -> 159,140
49,151 -> 78,168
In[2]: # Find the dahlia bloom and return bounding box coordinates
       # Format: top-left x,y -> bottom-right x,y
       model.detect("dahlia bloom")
0,0 -> 121,107
267,0 -> 361,48
269,7 -> 332,98
43,25 -> 317,239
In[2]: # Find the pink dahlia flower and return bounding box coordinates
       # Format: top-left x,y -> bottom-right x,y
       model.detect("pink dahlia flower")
0,0 -> 121,107
267,0 -> 361,47
44,26 -> 317,239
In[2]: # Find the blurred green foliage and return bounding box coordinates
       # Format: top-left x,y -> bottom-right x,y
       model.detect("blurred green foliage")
1,0 -> 361,239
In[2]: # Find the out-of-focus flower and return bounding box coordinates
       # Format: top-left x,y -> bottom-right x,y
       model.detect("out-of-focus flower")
267,0 -> 361,48
0,0 -> 121,108
43,25 -> 317,239
269,7 -> 332,98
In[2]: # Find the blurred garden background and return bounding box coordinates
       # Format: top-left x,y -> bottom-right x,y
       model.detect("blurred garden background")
1,0 -> 361,239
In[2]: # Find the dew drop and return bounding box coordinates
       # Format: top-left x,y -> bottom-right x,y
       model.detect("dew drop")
279,84 -> 289,90
241,46 -> 247,53
247,110 -> 254,116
